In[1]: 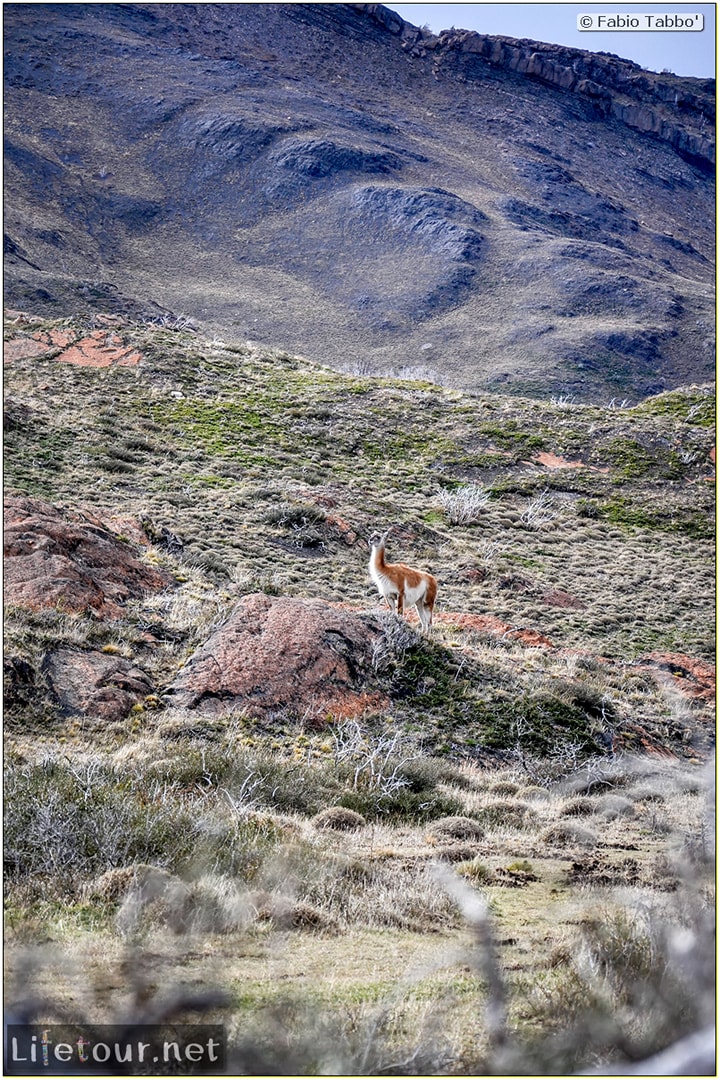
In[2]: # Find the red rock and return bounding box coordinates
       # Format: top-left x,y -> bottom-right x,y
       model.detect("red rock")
436,610 -> 554,648
45,328 -> 76,348
3,323 -> 143,367
3,338 -> 51,363
640,652 -> 716,704
325,513 -> 360,546
43,647 -> 154,722
456,567 -> 488,584
167,593 -> 389,719
4,494 -> 174,618
55,329 -> 142,367
542,588 -> 586,610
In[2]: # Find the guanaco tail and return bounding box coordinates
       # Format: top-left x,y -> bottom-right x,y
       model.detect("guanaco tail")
368,529 -> 438,633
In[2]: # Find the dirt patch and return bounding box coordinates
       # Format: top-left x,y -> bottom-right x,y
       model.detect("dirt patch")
542,588 -> 586,610
566,854 -> 642,887
532,451 -> 610,473
534,451 -> 585,470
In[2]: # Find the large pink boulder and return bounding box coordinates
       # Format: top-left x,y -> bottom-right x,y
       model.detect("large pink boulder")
167,593 -> 389,720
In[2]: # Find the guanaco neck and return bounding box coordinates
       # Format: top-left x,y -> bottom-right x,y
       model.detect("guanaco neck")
370,539 -> 387,570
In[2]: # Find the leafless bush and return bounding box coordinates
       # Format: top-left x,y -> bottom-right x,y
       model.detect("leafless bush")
331,719 -> 417,798
371,610 -> 419,672
511,718 -> 599,785
513,735 -> 614,789
520,488 -> 556,530
143,313 -> 199,332
437,484 -> 491,525
476,538 -> 502,565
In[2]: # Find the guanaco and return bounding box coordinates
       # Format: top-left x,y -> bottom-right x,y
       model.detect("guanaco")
368,529 -> 438,633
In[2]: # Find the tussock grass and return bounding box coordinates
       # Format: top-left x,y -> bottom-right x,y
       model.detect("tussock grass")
540,822 -> 600,848
5,745 -> 714,1072
426,816 -> 485,842
311,806 -> 367,831
559,795 -> 597,816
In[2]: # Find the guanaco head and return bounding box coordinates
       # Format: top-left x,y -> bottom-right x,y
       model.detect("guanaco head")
368,528 -> 391,551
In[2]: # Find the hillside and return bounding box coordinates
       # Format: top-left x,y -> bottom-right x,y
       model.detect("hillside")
3,2 -> 715,402
3,311 -> 715,1073
5,311 -> 715,752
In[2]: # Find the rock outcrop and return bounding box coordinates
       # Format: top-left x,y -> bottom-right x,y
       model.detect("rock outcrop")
4,494 -> 174,617
3,319 -> 143,367
43,647 -> 154,723
640,652 -> 716,704
167,593 -> 389,720
360,6 -> 714,170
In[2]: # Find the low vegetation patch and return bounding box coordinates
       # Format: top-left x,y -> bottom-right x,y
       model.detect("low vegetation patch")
5,749 -> 713,1073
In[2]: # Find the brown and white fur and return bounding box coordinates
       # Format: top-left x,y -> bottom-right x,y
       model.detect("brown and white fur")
368,530 -> 438,633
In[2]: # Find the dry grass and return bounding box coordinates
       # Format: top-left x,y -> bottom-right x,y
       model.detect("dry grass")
5,750 -> 713,1072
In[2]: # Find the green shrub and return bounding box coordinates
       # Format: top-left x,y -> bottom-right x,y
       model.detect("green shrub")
394,756 -> 470,793
337,787 -> 463,823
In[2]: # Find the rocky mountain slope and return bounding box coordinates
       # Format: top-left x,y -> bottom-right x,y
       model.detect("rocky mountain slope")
3,2 -> 715,402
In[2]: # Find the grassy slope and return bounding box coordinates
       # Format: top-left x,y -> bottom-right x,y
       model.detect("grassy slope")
3,313 -> 715,1071
5,313 -> 714,645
